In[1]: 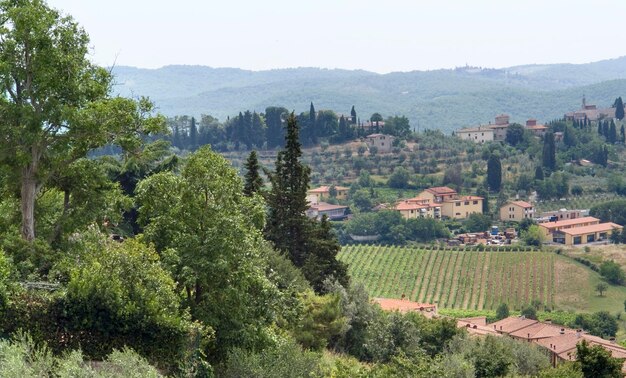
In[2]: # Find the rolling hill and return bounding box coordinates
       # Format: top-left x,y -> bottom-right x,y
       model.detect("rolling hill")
110,56 -> 626,133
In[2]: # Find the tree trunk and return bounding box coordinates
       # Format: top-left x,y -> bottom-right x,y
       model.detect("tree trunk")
20,156 -> 39,242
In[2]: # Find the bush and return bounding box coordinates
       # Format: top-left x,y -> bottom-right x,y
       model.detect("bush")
599,260 -> 625,285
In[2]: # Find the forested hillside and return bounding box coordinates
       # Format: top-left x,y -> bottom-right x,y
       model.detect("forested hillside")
111,58 -> 626,132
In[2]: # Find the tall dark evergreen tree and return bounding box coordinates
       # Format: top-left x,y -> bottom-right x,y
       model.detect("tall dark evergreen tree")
189,116 -> 198,150
487,154 -> 502,192
621,125 -> 625,144
265,113 -> 312,267
265,113 -> 349,292
350,105 -> 357,124
542,132 -> 556,171
614,97 -> 624,120
609,120 -> 618,144
476,187 -> 489,214
535,166 -> 544,181
243,150 -> 263,197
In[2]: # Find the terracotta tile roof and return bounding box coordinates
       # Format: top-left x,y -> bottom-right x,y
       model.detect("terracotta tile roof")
509,322 -> 572,340
457,126 -> 495,133
559,222 -> 622,236
510,201 -> 533,209
444,195 -> 484,203
490,316 -> 539,334
373,298 -> 436,314
366,133 -> 392,138
459,316 -> 488,326
526,125 -> 547,130
310,202 -> 348,212
425,186 -> 457,195
395,202 -> 428,211
539,216 -> 600,230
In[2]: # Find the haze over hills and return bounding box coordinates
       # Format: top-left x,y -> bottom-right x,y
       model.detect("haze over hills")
111,56 -> 626,132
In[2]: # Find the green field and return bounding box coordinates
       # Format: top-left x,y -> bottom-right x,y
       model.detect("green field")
338,245 -> 555,311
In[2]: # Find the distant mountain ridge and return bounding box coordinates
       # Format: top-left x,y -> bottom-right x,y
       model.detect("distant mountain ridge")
110,56 -> 626,132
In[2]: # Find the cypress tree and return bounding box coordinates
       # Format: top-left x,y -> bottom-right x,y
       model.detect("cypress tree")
609,120 -> 617,144
350,105 -> 357,125
621,125 -> 625,143
615,97 -> 624,120
476,187 -> 489,214
265,114 -> 349,292
189,116 -> 198,150
265,113 -> 312,267
487,154 -> 502,192
243,150 -> 263,197
542,132 -> 556,171
535,166 -> 544,181
602,121 -> 609,139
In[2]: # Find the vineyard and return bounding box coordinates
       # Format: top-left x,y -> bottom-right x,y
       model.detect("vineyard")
533,193 -> 620,213
338,245 -> 555,311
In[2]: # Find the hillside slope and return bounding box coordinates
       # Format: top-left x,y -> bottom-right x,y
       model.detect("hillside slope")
110,57 -> 626,132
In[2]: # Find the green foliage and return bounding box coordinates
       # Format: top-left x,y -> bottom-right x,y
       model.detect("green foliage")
293,292 -> 348,351
599,260 -> 625,285
505,123 -> 525,147
464,213 -> 492,233
0,332 -> 163,378
590,199 -> 626,225
521,225 -> 545,247
387,166 -> 410,189
571,311 -> 618,338
596,282 -> 608,296
495,303 -> 510,320
221,337 -> 321,378
521,306 -> 538,320
302,217 -> 349,293
137,146 -> 278,359
538,363 -> 583,378
0,0 -> 165,240
577,340 -> 623,378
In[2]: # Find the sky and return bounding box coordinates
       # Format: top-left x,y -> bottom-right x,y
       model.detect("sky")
47,0 -> 626,73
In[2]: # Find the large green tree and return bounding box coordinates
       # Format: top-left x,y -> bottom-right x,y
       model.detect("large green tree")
614,97 -> 624,120
577,340 -> 623,378
137,146 -> 278,357
0,0 -> 164,241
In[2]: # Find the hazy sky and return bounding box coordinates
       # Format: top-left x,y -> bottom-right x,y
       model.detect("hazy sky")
47,0 -> 626,73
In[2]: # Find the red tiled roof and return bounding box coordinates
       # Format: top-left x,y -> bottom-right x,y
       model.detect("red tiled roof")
559,222 -> 622,236
526,125 -> 547,130
490,316 -> 539,334
509,322 -> 573,340
444,195 -> 483,203
539,216 -> 600,230
510,201 -> 533,209
425,186 -> 457,195
395,202 -> 428,211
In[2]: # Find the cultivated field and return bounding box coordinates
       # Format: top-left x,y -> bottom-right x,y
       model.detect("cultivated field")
338,245 -> 556,311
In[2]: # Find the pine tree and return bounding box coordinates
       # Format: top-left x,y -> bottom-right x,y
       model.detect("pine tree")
542,132 -> 556,171
487,154 -> 502,192
265,113 -> 312,267
302,216 -> 349,293
243,150 -> 263,197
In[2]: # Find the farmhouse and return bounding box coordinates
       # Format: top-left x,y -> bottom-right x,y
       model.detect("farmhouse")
394,196 -> 441,219
417,187 -> 483,219
365,133 -> 394,153
455,125 -> 494,144
306,202 -> 348,221
499,201 -> 534,222
307,185 -> 350,202
524,119 -> 547,137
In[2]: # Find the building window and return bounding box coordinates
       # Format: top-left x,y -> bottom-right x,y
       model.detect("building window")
573,236 -> 582,245
456,202 -> 461,206
587,234 -> 595,243
473,201 -> 478,205
464,201 -> 469,205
